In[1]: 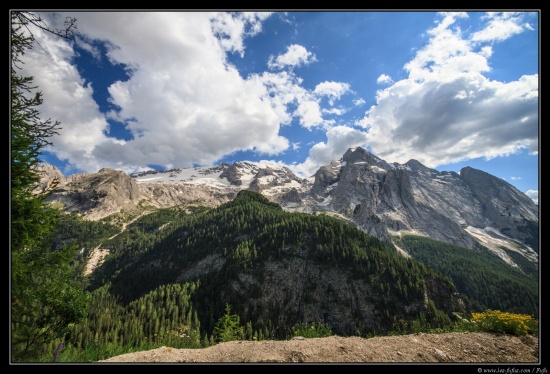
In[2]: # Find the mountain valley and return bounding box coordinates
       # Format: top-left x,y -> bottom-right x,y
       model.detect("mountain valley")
36,147 -> 539,352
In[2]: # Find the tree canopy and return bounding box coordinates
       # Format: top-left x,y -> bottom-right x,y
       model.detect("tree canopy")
11,11 -> 91,362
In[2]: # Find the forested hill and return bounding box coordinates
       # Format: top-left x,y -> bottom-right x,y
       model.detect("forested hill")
74,190 -> 464,342
393,234 -> 538,317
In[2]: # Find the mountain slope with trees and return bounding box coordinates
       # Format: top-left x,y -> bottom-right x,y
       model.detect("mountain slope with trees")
393,234 -> 538,317
56,190 -> 466,353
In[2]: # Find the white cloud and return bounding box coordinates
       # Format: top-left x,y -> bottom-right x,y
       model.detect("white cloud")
21,12 -> 346,174
472,12 -> 527,42
18,11 -> 537,192
314,81 -> 351,105
22,12 -> 292,174
18,22 -> 112,174
510,176 -> 522,181
376,74 -> 393,85
525,189 -> 538,205
252,71 -> 336,129
322,107 -> 347,116
356,12 -> 538,168
268,44 -> 317,70
295,100 -> 330,129
210,12 -> 272,57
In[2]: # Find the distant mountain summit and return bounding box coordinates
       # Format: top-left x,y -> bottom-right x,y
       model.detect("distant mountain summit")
38,147 -> 539,268
304,147 -> 538,255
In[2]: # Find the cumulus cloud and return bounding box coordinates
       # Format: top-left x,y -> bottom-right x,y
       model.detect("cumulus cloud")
18,23 -> 113,175
17,11 -> 537,193
356,12 -> 538,167
268,44 -> 317,70
22,12 -> 292,174
322,107 -> 347,116
376,74 -> 393,85
21,12 -> 355,175
251,71 -> 344,129
314,81 -> 351,105
210,12 -> 272,56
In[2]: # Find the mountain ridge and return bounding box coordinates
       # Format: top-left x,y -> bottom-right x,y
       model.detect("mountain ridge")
41,154 -> 539,349
38,147 -> 539,268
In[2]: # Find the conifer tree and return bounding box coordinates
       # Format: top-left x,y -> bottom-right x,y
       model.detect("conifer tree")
11,11 -> 90,362
212,304 -> 244,343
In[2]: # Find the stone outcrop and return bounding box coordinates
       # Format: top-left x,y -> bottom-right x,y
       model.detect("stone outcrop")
43,167 -> 141,220
303,147 -> 538,257
460,167 -> 539,252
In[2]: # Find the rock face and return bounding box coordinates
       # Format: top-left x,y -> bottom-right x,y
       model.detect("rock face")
138,183 -> 235,210
176,252 -> 455,335
296,147 -> 538,259
43,167 -> 141,221
460,167 -> 539,252
280,188 -> 302,205
34,163 -> 66,193
39,146 -> 538,265
316,149 -> 483,249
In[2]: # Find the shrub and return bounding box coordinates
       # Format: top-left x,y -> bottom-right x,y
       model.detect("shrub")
470,309 -> 538,336
290,322 -> 332,339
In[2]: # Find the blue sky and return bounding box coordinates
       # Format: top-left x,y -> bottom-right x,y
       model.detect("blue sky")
18,11 -> 539,204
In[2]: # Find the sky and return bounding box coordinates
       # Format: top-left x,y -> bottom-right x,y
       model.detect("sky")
16,11 -> 539,204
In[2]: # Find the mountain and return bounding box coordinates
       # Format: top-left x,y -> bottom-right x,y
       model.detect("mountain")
39,147 -> 539,268
300,147 -> 539,260
37,150 -> 539,346
65,190 -> 466,340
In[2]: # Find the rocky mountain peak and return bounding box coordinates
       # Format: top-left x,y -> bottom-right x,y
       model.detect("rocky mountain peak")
219,162 -> 245,186
404,159 -> 436,174
37,146 -> 538,268
311,160 -> 341,198
44,166 -> 141,220
459,166 -> 539,252
460,166 -> 538,218
34,163 -> 66,193
342,147 -> 371,163
341,147 -> 392,172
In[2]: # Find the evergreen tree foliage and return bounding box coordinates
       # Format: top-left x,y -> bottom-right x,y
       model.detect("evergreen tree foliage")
83,190 -> 461,339
10,11 -> 90,362
213,304 -> 245,343
50,190 -> 538,359
11,11 -> 62,256
393,234 -> 538,317
64,282 -> 203,354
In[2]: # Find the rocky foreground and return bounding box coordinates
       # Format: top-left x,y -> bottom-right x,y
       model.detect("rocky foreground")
98,332 -> 539,363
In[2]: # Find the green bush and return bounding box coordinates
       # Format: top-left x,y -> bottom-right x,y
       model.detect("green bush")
290,322 -> 332,339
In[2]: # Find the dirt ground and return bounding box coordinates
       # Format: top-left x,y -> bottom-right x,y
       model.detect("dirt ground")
98,332 -> 539,363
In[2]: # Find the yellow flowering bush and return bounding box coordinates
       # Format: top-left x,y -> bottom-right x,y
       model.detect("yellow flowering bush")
470,309 -> 538,336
